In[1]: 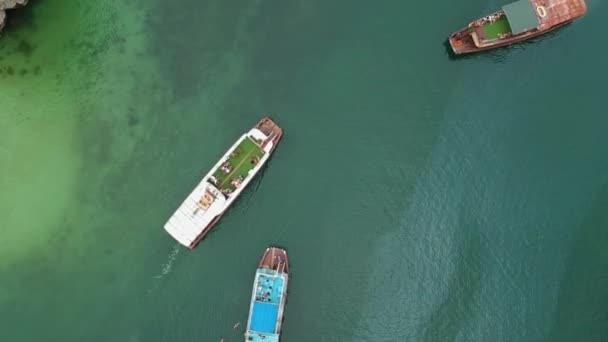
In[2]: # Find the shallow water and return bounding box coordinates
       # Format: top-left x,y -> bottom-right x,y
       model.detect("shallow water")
1,0 -> 607,341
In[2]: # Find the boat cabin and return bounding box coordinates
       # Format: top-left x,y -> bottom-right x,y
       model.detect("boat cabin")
469,0 -> 541,47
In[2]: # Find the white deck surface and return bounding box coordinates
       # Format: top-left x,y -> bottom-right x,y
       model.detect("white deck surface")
164,182 -> 226,247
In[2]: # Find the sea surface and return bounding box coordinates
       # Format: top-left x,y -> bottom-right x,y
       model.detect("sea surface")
1,1 -> 607,341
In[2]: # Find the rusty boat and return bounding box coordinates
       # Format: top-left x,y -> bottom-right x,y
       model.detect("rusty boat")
449,0 -> 587,54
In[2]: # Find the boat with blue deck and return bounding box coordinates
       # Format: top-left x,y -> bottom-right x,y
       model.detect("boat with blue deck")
245,247 -> 289,342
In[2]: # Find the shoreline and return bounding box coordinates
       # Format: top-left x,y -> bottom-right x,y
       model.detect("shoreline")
0,0 -> 28,33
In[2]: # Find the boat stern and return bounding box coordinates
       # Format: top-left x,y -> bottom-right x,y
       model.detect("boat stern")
448,34 -> 463,54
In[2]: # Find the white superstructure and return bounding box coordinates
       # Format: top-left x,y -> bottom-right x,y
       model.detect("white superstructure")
164,128 -> 276,248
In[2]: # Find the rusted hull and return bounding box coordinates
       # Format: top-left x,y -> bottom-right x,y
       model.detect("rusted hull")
449,0 -> 588,55
449,21 -> 571,55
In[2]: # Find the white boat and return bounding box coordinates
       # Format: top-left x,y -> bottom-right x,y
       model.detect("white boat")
163,117 -> 283,249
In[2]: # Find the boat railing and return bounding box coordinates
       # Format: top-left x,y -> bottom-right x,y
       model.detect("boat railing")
277,259 -> 286,274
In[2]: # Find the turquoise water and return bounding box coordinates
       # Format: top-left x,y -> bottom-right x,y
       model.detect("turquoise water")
1,0 -> 607,341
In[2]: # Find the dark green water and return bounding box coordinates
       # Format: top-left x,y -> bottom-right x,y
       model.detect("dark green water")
1,0 -> 607,341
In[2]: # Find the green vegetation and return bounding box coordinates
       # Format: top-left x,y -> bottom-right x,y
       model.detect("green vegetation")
213,137 -> 265,193
483,17 -> 512,40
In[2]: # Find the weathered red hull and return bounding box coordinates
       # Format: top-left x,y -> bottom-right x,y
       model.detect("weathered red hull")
449,0 -> 587,55
449,20 -> 571,55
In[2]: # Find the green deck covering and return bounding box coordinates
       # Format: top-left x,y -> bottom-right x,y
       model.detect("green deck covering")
483,16 -> 512,39
213,137 -> 265,192
502,0 -> 539,34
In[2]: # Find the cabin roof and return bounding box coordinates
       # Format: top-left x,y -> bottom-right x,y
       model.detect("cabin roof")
250,302 -> 279,334
502,0 -> 539,34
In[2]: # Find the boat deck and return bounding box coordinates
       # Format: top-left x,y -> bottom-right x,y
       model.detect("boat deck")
259,247 -> 289,273
246,271 -> 286,341
245,247 -> 289,342
534,0 -> 587,30
163,181 -> 226,247
255,271 -> 285,304
255,117 -> 283,152
482,16 -> 512,40
210,137 -> 265,195
246,333 -> 279,342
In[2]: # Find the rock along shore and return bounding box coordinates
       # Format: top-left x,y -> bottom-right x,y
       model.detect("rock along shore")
0,0 -> 29,33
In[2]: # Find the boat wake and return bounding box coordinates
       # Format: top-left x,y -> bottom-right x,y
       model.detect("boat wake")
146,244 -> 181,295
154,244 -> 180,279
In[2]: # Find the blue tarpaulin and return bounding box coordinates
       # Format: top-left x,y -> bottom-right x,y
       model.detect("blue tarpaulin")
250,302 -> 278,334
